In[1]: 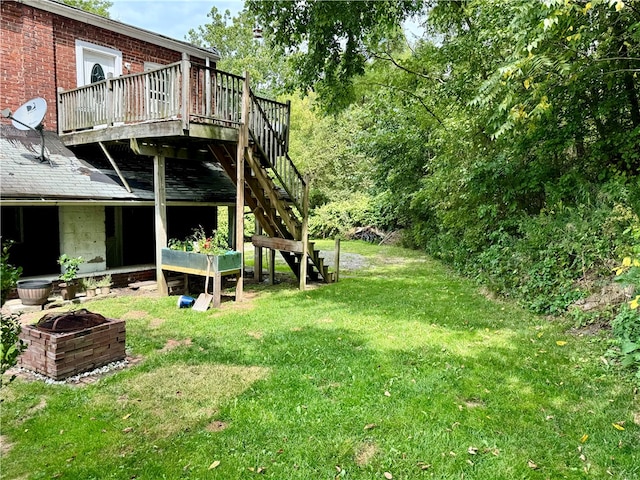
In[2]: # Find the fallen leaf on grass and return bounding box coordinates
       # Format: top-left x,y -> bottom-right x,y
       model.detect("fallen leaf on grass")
364,423 -> 378,431
248,466 -> 266,474
384,472 -> 393,479
417,462 -> 432,470
208,460 -> 221,470
556,340 -> 568,346
122,413 -> 132,420
580,434 -> 589,443
122,427 -> 133,433
384,391 -> 391,397
528,460 -> 538,469
613,422 -> 625,431
467,446 -> 478,455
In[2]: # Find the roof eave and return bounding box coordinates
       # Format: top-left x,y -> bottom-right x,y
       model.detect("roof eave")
14,0 -> 221,62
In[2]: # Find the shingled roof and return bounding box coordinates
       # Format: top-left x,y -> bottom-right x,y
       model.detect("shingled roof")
0,125 -> 236,204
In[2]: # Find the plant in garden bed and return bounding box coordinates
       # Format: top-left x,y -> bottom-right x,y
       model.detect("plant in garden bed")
168,226 -> 231,255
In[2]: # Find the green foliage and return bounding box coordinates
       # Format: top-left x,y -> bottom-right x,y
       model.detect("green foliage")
168,226 -> 230,255
61,0 -> 112,17
57,254 -> 85,284
243,0 -> 640,317
187,6 -> 289,97
309,193 -> 377,238
248,0 -> 422,110
1,312 -> 25,387
1,240 -> 22,306
611,306 -> 640,378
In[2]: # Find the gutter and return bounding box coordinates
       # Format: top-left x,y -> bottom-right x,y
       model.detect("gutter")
0,199 -> 234,207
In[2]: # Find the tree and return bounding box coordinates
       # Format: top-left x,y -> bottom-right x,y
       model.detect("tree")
187,6 -> 289,96
247,0 -> 425,110
62,0 -> 112,17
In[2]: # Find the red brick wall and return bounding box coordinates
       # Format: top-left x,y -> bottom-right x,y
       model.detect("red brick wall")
1,1 -> 208,131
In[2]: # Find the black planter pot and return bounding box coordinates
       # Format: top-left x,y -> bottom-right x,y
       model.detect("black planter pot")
17,280 -> 53,306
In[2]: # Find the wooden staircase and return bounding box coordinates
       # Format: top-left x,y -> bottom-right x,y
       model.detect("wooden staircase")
208,91 -> 333,284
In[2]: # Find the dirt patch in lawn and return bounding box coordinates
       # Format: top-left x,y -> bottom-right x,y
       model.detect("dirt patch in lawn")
0,435 -> 14,456
355,441 -> 378,466
121,310 -> 149,320
100,363 -> 270,438
160,338 -> 192,352
206,420 -> 229,432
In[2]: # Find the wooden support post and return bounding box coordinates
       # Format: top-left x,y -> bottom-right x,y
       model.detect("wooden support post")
269,249 -> 276,285
334,237 -> 341,283
154,155 -> 168,296
181,53 -> 190,132
255,220 -> 263,282
228,206 -> 236,250
213,272 -> 222,308
235,71 -> 250,302
299,178 -> 310,290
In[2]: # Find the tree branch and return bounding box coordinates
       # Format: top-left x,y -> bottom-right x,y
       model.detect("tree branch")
369,51 -> 439,82
365,81 -> 446,128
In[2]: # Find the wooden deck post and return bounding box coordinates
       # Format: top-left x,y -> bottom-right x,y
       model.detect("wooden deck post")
269,249 -> 276,285
181,53 -> 190,132
235,71 -> 250,301
299,177 -> 310,290
154,155 -> 168,295
255,220 -> 263,282
334,237 -> 341,283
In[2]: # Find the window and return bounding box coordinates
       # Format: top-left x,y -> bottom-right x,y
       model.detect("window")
90,63 -> 106,83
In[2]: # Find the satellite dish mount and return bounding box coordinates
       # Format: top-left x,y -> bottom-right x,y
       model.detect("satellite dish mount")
1,97 -> 51,165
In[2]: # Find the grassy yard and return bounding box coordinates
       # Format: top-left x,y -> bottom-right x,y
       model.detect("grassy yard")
1,241 -> 639,479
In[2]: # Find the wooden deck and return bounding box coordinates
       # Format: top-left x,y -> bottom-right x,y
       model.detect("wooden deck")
57,57 -> 335,291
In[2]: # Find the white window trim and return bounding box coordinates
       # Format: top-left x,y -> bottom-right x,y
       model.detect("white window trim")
75,40 -> 123,86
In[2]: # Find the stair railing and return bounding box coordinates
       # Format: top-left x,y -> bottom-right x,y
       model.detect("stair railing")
248,91 -> 306,215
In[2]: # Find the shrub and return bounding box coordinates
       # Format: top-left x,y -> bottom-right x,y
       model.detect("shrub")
1,312 -> 25,387
309,192 -> 378,238
1,240 -> 22,306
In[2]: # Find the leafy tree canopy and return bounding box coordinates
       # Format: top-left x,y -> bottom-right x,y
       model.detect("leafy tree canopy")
62,0 -> 112,17
187,6 -> 289,96
247,0 -> 425,110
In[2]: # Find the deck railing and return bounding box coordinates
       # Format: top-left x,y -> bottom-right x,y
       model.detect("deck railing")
58,60 -> 290,140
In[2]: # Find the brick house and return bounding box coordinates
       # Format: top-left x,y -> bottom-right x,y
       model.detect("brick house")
1,0 -> 331,297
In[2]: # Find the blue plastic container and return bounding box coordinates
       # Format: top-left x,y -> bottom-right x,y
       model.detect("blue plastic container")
177,295 -> 195,308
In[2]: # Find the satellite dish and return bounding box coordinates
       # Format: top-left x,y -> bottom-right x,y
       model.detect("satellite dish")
1,97 -> 50,165
11,97 -> 47,131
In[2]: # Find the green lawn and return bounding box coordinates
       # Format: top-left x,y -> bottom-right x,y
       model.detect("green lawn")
1,241 -> 639,479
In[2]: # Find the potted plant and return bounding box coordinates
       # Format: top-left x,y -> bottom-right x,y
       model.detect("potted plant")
97,274 -> 112,294
82,277 -> 98,298
57,254 -> 84,300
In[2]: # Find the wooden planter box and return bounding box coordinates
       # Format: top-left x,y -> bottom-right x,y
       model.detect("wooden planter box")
161,249 -> 242,308
161,249 -> 242,275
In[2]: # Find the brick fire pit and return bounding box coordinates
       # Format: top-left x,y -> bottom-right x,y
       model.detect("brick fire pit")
19,309 -> 126,380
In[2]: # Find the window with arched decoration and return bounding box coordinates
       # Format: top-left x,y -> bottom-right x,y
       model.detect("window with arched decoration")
90,63 -> 106,83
